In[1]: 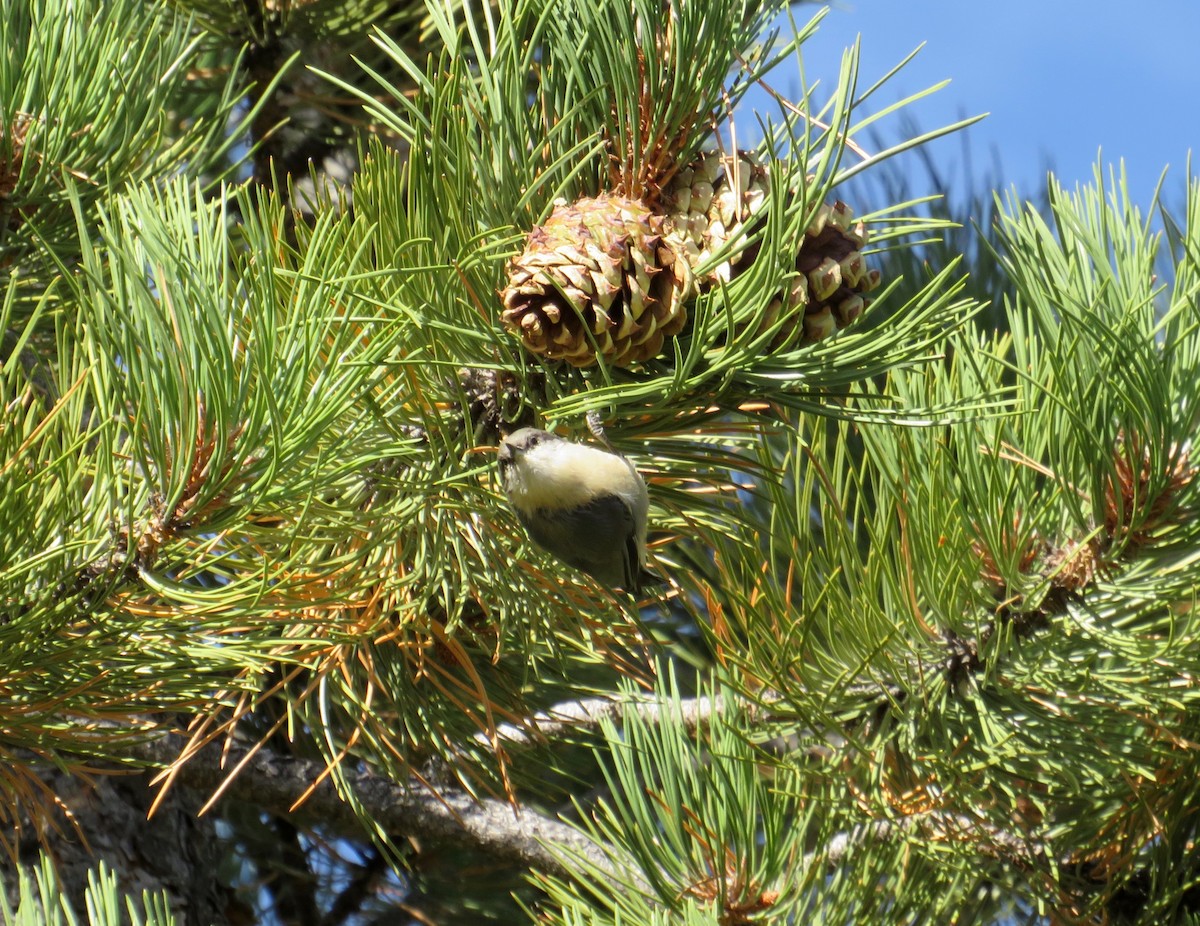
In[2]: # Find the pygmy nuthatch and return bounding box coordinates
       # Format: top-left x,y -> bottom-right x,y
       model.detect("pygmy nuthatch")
498,428 -> 651,592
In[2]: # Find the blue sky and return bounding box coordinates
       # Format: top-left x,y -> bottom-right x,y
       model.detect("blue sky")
762,1 -> 1199,210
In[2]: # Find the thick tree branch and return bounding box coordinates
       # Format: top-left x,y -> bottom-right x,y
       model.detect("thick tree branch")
122,730 -> 611,882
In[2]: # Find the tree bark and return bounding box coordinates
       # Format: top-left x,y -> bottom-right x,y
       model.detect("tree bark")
4,765 -> 247,926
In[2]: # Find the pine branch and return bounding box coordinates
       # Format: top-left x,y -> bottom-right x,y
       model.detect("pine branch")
815,813 -> 1050,875
263,815 -> 322,926
119,730 -> 614,882
482,693 -> 729,748
318,848 -> 388,926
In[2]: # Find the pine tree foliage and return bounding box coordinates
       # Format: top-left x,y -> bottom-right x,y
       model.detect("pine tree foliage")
0,0 -> 269,268
1,856 -> 175,926
537,168 -> 1200,923
2,0 -> 1198,922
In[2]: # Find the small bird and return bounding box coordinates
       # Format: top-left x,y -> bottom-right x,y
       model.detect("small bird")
497,428 -> 651,593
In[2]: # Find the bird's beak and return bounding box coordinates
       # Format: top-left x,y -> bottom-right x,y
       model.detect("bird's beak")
497,440 -> 516,464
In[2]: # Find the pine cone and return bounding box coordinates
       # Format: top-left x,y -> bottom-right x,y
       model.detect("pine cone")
500,195 -> 688,368
661,150 -> 770,295
661,151 -> 882,347
785,200 -> 883,346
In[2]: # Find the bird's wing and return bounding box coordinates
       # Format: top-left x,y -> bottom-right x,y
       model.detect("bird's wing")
519,493 -> 638,590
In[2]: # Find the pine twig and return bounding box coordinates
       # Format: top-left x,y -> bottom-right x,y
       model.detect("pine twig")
481,693 -> 730,749
815,812 -> 1050,873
